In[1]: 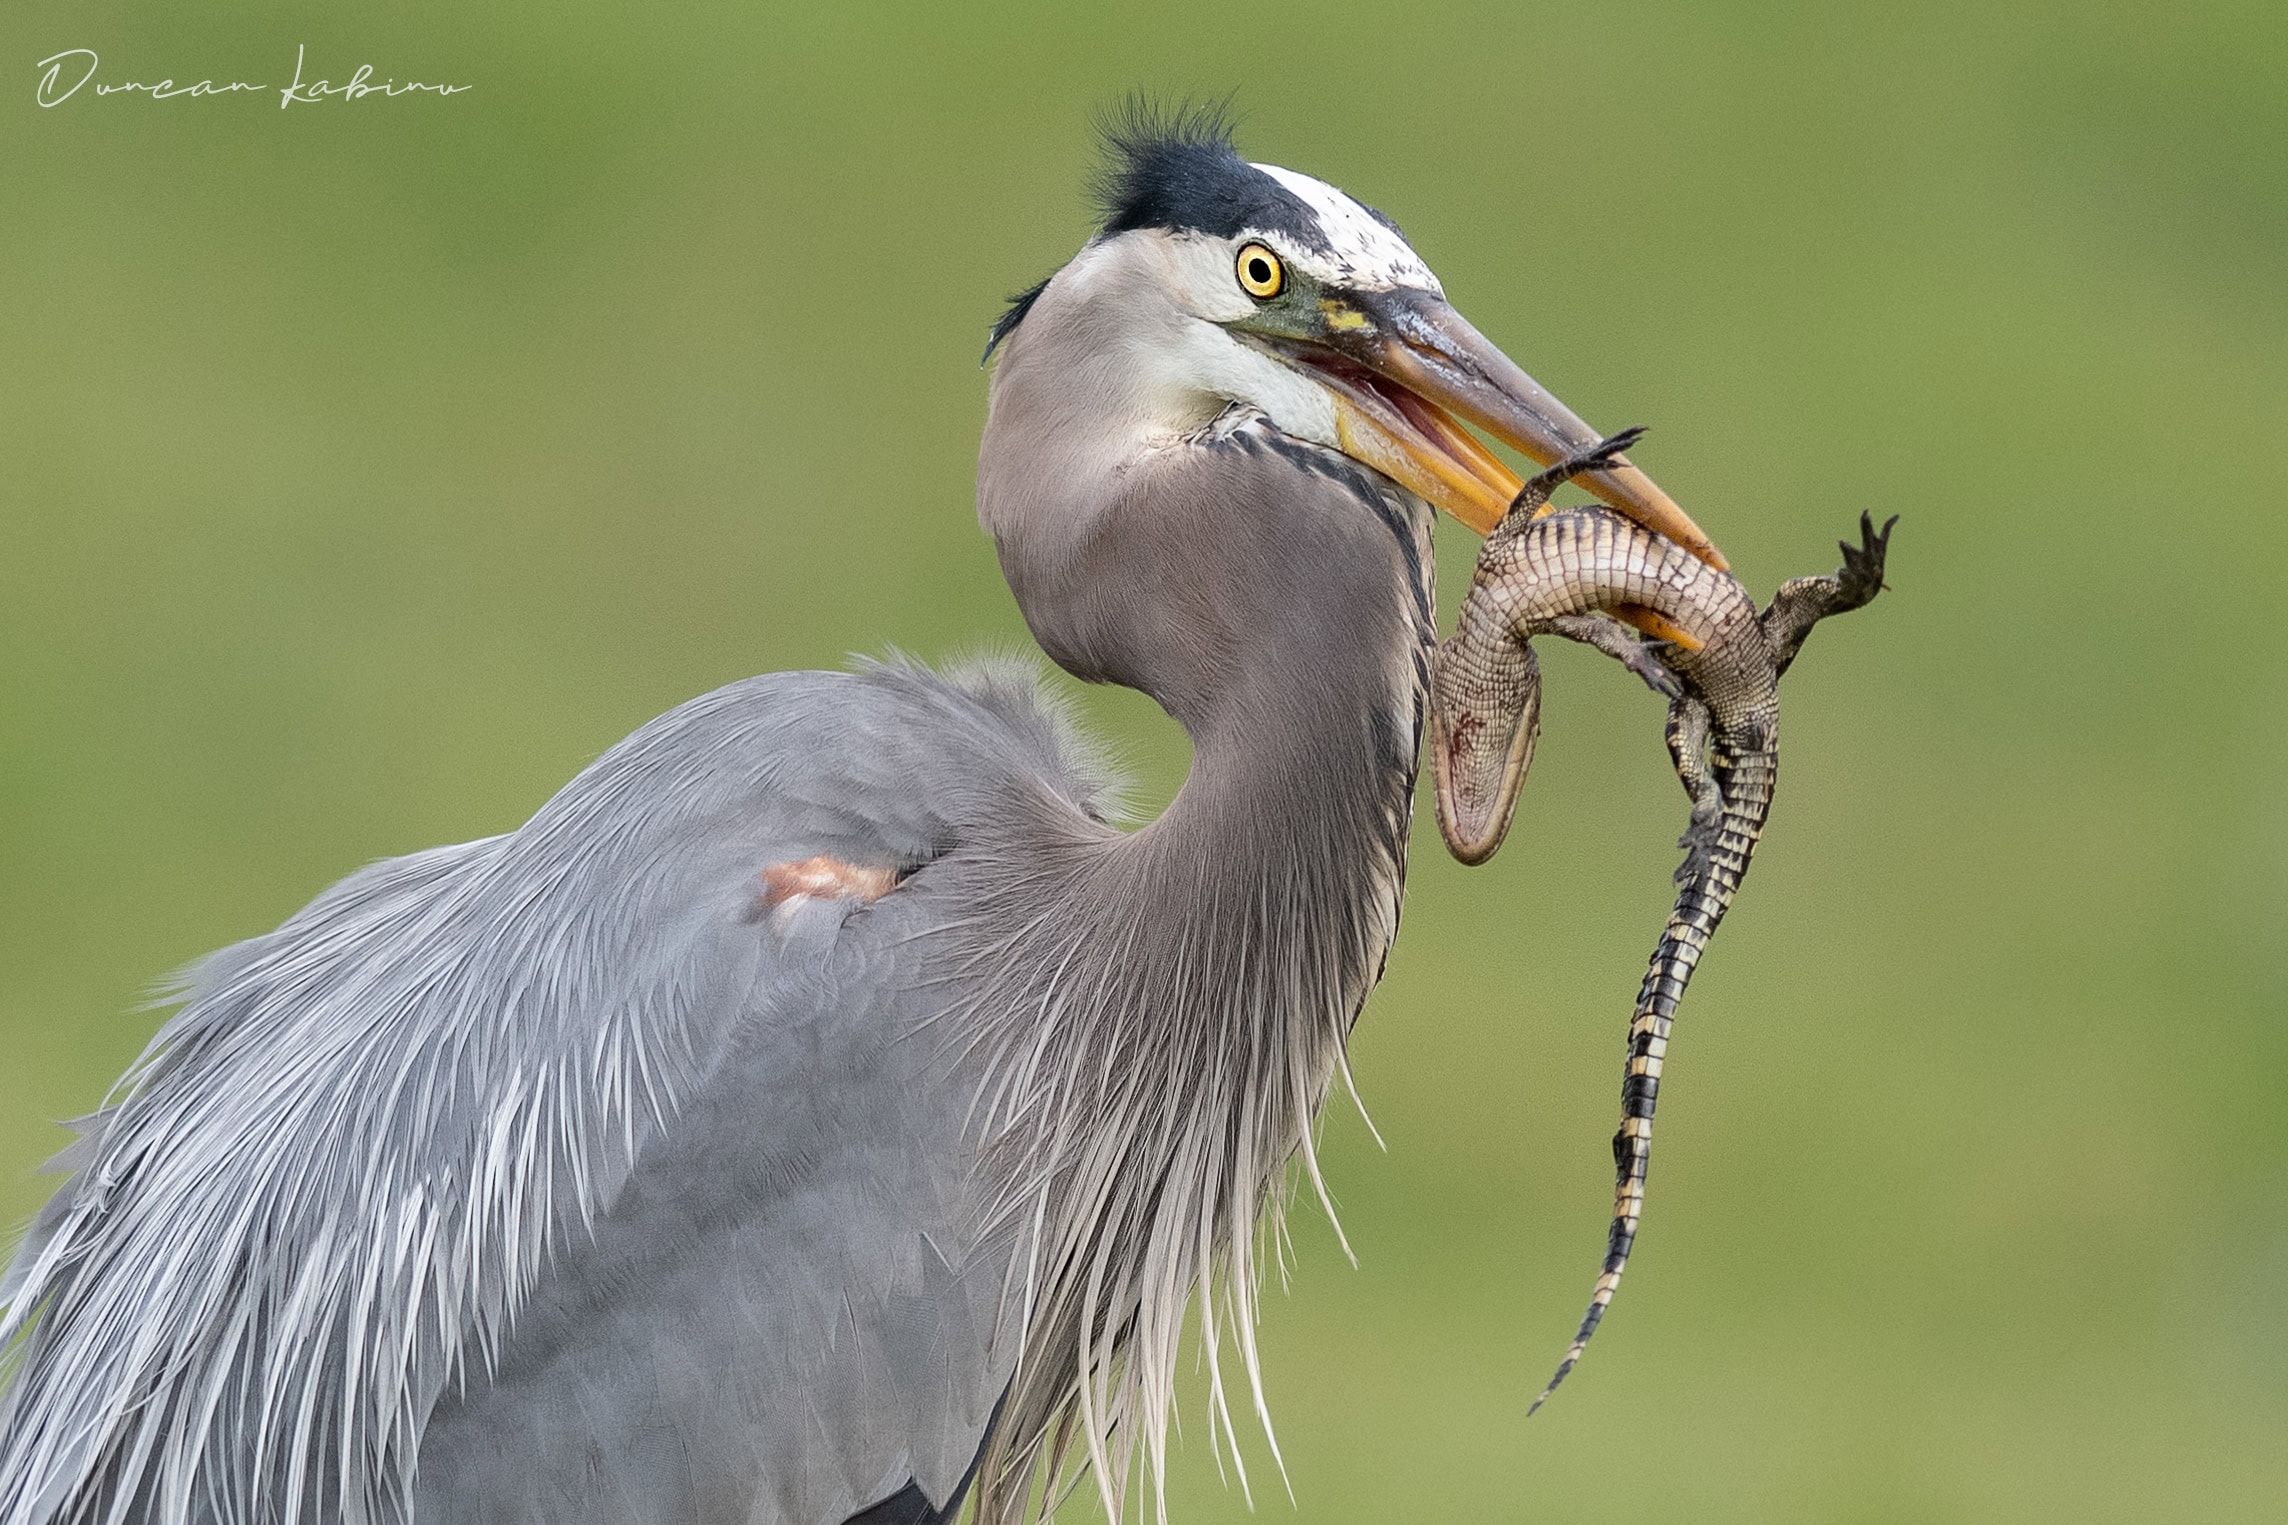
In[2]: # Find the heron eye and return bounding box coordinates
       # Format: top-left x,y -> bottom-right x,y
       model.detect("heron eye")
1235,243 -> 1285,299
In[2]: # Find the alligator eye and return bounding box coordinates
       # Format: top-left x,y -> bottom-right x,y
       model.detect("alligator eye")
1235,242 -> 1284,299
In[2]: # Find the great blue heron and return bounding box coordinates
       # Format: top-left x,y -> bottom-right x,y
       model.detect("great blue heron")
0,111 -> 1721,1525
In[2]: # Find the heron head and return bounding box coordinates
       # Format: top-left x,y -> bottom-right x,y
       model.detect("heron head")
981,108 -> 1724,570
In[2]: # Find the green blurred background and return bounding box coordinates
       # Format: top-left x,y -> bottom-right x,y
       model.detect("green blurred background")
3,1 -> 2282,1519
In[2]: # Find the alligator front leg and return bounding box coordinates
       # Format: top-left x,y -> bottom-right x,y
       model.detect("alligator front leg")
1540,612 -> 1720,882
1762,511 -> 1895,675
1544,613 -> 1686,701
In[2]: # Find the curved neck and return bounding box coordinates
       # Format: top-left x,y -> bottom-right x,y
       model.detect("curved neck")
967,223 -> 1445,1525
963,425 -> 1438,1525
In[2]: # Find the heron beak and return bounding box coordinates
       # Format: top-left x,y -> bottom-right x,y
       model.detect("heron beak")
1269,290 -> 1726,570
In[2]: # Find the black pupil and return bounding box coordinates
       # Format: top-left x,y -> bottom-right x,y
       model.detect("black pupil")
1248,257 -> 1271,286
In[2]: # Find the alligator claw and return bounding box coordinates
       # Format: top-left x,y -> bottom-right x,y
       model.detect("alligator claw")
1675,815 -> 1720,886
1831,512 -> 1896,607
1762,512 -> 1898,673
1504,427 -> 1650,522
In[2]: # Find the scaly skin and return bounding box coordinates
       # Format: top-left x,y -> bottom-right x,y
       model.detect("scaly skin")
1428,432 -> 1893,1414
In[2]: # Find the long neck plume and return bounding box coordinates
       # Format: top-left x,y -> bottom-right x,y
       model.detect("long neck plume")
959,449 -> 1433,1525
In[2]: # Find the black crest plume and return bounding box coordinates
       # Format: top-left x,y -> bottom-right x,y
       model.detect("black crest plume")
1092,95 -> 1329,248
985,95 -> 1332,364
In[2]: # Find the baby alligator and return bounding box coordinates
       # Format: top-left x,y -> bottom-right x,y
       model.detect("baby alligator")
1429,431 -> 1893,1413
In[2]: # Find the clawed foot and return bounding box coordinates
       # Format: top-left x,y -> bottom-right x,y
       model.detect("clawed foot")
1665,694 -> 1722,884
1675,808 -> 1722,887
1831,511 -> 1895,611
1503,426 -> 1649,522
1761,511 -> 1898,673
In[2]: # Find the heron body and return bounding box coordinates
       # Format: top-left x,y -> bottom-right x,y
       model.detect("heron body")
0,112 -> 1713,1524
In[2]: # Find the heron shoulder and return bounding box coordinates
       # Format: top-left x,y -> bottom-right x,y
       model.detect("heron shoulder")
520,657 -> 1120,863
0,656 -> 1113,1525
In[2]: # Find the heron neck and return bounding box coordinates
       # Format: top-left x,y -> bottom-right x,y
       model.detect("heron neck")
1085,474 -> 1437,1070
959,457 -> 1435,1524
1147,649 -> 1420,885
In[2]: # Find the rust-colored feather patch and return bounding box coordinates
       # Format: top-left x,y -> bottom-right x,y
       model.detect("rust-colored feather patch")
753,855 -> 900,918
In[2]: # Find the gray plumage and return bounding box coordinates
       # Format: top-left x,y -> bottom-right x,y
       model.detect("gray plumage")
3,112 -> 1703,1524
3,663 -> 1092,1524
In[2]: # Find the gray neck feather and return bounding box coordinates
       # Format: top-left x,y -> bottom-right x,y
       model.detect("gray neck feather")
967,292 -> 1435,1520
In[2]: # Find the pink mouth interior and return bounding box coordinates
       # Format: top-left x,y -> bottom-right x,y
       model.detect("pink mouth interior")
1284,343 -> 1474,472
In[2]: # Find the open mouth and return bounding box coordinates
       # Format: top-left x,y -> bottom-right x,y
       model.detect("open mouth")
1264,338 -> 1527,530
1241,295 -> 1728,568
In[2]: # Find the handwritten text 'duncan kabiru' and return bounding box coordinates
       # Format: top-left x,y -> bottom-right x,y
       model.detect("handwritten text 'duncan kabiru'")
36,46 -> 470,108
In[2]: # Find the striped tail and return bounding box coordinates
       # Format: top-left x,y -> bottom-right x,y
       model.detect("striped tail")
1529,733 -> 1776,1414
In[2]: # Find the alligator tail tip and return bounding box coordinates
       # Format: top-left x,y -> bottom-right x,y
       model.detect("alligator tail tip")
1526,1348 -> 1584,1417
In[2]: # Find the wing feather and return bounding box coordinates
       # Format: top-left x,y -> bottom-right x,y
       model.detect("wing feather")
0,659 -> 1113,1525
